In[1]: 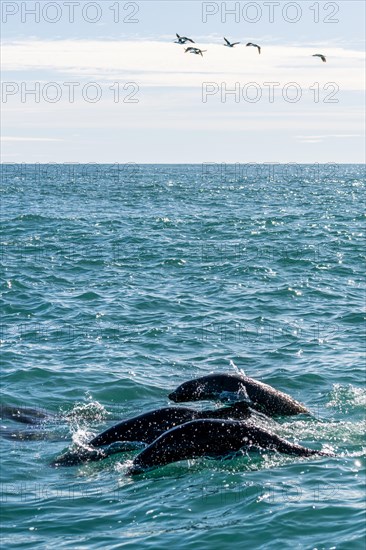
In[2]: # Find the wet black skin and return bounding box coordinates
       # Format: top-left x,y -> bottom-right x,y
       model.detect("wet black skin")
128,419 -> 330,475
89,402 -> 253,447
0,404 -> 53,425
50,402 -> 255,467
168,373 -> 309,416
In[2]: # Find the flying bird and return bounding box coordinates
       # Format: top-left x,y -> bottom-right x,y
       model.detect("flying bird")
312,54 -> 327,62
175,33 -> 195,44
246,42 -> 261,54
185,47 -> 206,57
223,37 -> 240,48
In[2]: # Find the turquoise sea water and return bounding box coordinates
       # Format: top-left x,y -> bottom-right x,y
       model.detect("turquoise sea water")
1,164 -> 365,549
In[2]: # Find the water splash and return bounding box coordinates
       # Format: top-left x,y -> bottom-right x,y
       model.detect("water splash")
326,384 -> 366,412
66,400 -> 109,424
229,360 -> 246,377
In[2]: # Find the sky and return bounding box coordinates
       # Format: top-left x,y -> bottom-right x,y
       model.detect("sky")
1,0 -> 365,163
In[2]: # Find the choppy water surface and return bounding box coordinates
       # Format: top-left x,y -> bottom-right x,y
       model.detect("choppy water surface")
1,164 -> 365,549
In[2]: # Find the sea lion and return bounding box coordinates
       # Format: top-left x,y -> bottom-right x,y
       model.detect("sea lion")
128,419 -> 330,475
0,404 -> 53,425
169,373 -> 309,416
51,401 -> 256,467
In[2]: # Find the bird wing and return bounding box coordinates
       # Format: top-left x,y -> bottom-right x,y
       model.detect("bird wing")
232,42 -> 240,46
322,56 -> 326,62
224,37 -> 230,45
176,33 -> 180,39
187,38 -> 195,43
258,46 -> 261,54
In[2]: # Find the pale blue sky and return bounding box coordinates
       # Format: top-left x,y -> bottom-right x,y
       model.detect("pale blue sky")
1,1 -> 365,162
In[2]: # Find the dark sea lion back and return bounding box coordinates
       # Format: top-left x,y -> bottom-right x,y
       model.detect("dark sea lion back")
169,373 -> 309,416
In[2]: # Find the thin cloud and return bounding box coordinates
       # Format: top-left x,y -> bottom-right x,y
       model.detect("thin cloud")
1,40 -> 364,90
1,136 -> 63,142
